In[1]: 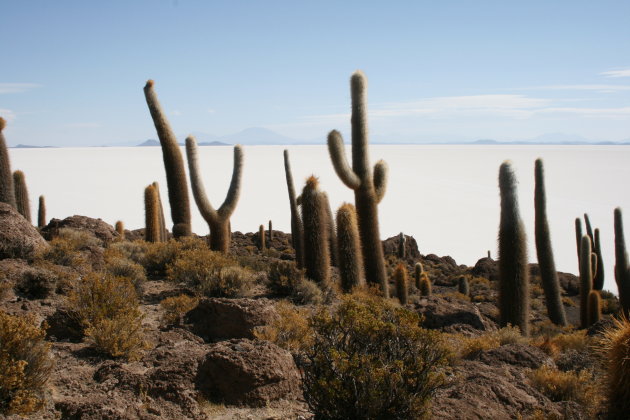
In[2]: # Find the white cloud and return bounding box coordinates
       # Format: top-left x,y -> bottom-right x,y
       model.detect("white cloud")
0,83 -> 41,94
519,84 -> 630,92
536,107 -> 630,118
207,108 -> 216,114
171,110 -> 182,116
0,109 -> 16,122
601,69 -> 630,78
63,122 -> 101,129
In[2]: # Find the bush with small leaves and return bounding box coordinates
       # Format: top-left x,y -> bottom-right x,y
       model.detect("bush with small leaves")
143,236 -> 207,277
529,365 -> 596,410
160,294 -> 199,326
254,300 -> 313,354
455,326 -> 525,359
104,252 -> 146,295
266,260 -> 305,296
0,311 -> 53,416
108,241 -> 149,265
67,273 -> 147,360
303,292 -> 448,419
291,278 -> 324,305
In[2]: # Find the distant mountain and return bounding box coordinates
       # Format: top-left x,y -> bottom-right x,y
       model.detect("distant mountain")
137,139 -> 160,147
12,144 -> 56,148
198,141 -> 230,146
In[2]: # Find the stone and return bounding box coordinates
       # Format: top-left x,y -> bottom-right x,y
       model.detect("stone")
413,295 -> 496,331
0,202 -> 48,260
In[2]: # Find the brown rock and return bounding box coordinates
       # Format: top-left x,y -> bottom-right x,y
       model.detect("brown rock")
474,343 -> 551,369
196,339 -> 302,406
471,257 -> 498,281
382,234 -> 421,259
41,215 -> 117,244
0,202 -> 48,260
185,297 -> 278,341
413,295 -> 496,332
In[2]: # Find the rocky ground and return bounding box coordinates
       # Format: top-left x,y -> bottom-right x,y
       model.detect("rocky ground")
0,203 -> 618,419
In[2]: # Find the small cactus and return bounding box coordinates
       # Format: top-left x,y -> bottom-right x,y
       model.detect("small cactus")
458,276 -> 470,297
13,170 -> 31,222
152,181 -> 167,242
268,220 -> 273,242
186,136 -> 243,253
143,80 -> 191,238
414,262 -> 424,289
301,176 -> 330,286
394,263 -> 408,304
533,158 -> 566,326
0,117 -> 16,208
498,161 -> 529,336
575,217 -> 583,262
327,71 -> 389,297
283,150 -> 304,268
37,195 -> 46,228
579,235 -> 593,329
336,203 -> 364,293
593,228 -> 605,291
258,224 -> 266,251
144,184 -> 161,243
586,290 -> 601,327
115,220 -> 125,240
419,274 -> 432,297
614,208 -> 630,317
398,232 -> 406,259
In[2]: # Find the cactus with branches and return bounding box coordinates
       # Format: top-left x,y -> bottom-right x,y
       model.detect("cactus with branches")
327,71 -> 389,297
185,136 -> 243,253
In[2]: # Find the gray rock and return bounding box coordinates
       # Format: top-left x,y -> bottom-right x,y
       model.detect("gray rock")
0,202 -> 48,260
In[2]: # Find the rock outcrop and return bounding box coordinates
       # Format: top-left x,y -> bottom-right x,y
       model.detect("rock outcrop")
0,202 -> 48,260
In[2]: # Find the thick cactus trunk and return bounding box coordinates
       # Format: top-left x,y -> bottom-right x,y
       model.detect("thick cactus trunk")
13,170 -> 31,223
0,118 -> 16,208
301,176 -> 330,286
336,203 -> 364,292
614,208 -> 630,317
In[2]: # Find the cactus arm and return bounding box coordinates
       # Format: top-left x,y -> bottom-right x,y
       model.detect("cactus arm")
350,71 -> 370,178
327,130 -> 361,190
373,160 -> 388,204
185,136 -> 219,224
218,145 -> 244,219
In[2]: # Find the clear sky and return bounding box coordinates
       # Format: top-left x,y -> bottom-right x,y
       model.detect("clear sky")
1,0 -> 629,146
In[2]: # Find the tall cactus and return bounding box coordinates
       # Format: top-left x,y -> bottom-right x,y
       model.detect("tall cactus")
13,170 -> 31,223
152,181 -> 168,242
143,80 -> 191,238
394,263 -> 408,304
398,232 -> 406,259
301,176 -> 330,286
614,208 -> 630,317
336,203 -> 364,292
115,220 -> 125,241
584,213 -> 594,249
322,192 -> 338,267
268,220 -> 273,242
414,262 -> 424,289
587,290 -> 601,327
327,71 -> 389,297
593,228 -> 604,291
258,224 -> 266,251
186,136 -> 243,254
283,150 -> 304,268
0,118 -> 16,208
579,235 -> 593,328
144,184 -> 161,243
534,159 -> 566,326
575,217 -> 583,262
37,195 -> 46,228
498,161 -> 529,336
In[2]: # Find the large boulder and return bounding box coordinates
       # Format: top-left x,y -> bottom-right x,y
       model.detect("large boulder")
41,215 -> 117,244
0,202 -> 48,260
413,295 -> 496,332
185,298 -> 278,341
471,257 -> 498,281
382,234 -> 421,259
474,343 -> 551,369
196,339 -> 302,406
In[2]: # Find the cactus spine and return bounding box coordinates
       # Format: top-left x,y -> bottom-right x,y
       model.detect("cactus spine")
12,170 -> 31,223
533,159 -> 567,326
498,161 -> 529,336
587,290 -> 601,327
143,80 -> 191,238
0,118 -> 16,208
115,220 -> 125,240
614,208 -> 630,317
394,263 -> 408,304
301,176 -> 330,286
327,71 -> 389,297
37,195 -> 46,228
593,228 -> 604,291
336,203 -> 364,292
144,184 -> 161,243
283,150 -> 304,268
258,224 -> 266,251
185,137 -> 243,254
579,235 -> 593,328
152,182 -> 167,242
458,276 -> 470,297
601,316 -> 630,419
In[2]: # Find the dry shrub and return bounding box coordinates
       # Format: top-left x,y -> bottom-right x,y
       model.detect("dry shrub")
598,316 -> 630,419
254,300 -> 313,353
160,294 -> 199,326
561,296 -> 576,307
600,289 -> 620,315
456,325 -> 525,359
67,273 -> 148,360
166,248 -> 254,297
144,237 -> 208,277
104,253 -> 146,295
529,365 -> 597,409
292,278 -> 324,305
303,292 -> 449,419
266,260 -> 323,304
107,241 -> 148,265
0,311 -> 53,416
552,330 -> 589,353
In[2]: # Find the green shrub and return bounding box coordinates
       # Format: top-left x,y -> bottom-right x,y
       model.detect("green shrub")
67,273 -> 148,360
302,292 -> 448,419
0,311 -> 53,415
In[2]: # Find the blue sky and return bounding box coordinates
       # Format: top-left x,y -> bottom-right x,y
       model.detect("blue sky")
1,0 -> 629,146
